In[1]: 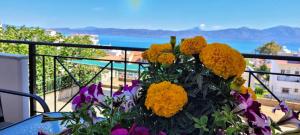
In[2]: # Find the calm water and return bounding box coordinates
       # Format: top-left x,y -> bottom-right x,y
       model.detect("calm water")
99,35 -> 300,53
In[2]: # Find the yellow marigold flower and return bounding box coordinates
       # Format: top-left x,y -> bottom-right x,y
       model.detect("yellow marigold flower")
240,86 -> 257,100
180,36 -> 207,55
157,53 -> 176,65
199,43 -> 246,79
147,43 -> 172,63
145,81 -> 188,118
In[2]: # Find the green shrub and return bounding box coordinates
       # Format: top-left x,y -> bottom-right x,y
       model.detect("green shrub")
255,87 -> 264,95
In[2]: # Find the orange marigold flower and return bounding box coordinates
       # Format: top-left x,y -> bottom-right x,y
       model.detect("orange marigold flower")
142,50 -> 149,60
147,43 -> 172,63
157,53 -> 176,65
145,81 -> 188,118
180,36 -> 207,55
199,43 -> 246,79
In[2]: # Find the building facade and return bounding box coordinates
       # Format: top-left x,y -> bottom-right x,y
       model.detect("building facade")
269,60 -> 300,101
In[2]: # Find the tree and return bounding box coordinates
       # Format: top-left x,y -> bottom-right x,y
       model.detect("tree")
255,41 -> 282,55
256,64 -> 270,81
0,25 -> 106,93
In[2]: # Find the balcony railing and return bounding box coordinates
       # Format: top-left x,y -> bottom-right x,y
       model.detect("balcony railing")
0,39 -> 300,116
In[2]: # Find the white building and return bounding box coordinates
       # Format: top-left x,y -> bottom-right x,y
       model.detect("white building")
269,59 -> 300,101
45,29 -> 57,37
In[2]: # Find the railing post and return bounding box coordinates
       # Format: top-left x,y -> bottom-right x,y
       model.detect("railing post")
110,61 -> 113,97
138,63 -> 141,80
248,71 -> 252,87
28,44 -> 37,116
53,57 -> 57,112
42,56 -> 46,100
124,50 -> 127,86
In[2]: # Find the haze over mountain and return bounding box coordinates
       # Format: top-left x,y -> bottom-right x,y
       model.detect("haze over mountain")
53,26 -> 300,43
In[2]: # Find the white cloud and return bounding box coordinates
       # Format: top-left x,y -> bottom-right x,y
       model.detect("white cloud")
199,23 -> 223,30
199,24 -> 206,30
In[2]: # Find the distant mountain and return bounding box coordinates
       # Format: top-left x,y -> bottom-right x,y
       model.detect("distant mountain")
53,25 -> 300,43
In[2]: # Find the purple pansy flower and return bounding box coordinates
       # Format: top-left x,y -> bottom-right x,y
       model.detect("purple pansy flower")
273,101 -> 289,113
249,111 -> 271,135
273,101 -> 300,128
112,80 -> 141,111
277,109 -> 300,127
231,91 -> 272,135
93,82 -> 105,103
72,83 -> 106,110
72,92 -> 87,110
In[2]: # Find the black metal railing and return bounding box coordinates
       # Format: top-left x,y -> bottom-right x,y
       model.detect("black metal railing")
0,39 -> 300,115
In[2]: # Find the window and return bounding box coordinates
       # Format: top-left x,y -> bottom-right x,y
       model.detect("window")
282,88 -> 290,94
281,70 -> 285,74
286,70 -> 291,74
295,89 -> 299,93
295,71 -> 300,75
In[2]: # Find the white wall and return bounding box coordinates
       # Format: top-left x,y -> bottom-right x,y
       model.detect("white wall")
0,53 -> 29,122
270,60 -> 300,101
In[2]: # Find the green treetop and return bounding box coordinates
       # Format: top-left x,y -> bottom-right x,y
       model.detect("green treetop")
255,41 -> 282,55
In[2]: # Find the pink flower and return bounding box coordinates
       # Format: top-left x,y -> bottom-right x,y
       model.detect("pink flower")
111,124 -> 152,135
111,124 -> 129,135
129,124 -> 150,135
111,128 -> 129,135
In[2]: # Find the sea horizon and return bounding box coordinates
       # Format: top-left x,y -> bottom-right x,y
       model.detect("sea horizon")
98,34 -> 300,53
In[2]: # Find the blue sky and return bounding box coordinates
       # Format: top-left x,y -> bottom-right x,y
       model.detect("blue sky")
0,0 -> 300,30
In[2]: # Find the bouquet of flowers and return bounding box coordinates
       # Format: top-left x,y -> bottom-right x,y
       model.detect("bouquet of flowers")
41,36 -> 300,135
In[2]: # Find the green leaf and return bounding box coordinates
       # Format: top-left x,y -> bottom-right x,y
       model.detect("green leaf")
199,116 -> 208,125
226,127 -> 238,135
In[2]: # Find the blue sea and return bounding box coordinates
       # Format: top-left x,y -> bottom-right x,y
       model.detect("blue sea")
99,35 -> 300,53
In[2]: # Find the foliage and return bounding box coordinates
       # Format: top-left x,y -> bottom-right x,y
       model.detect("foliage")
256,64 -> 270,81
255,86 -> 265,95
193,105 -> 247,135
255,41 -> 282,55
0,25 -> 106,94
211,105 -> 247,135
